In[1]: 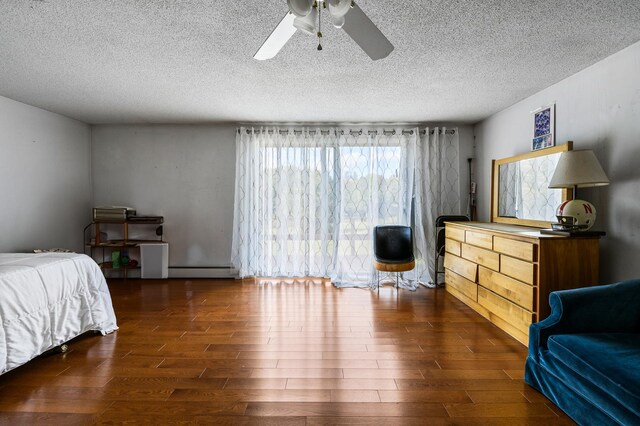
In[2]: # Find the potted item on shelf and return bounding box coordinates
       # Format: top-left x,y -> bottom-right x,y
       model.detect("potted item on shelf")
111,251 -> 121,268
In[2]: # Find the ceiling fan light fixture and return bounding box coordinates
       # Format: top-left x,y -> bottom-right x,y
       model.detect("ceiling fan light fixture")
330,14 -> 345,28
254,0 -> 393,61
327,0 -> 352,18
287,0 -> 314,17
293,6 -> 318,35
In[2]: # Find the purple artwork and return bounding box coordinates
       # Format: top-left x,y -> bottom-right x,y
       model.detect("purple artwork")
531,104 -> 555,151
534,108 -> 551,137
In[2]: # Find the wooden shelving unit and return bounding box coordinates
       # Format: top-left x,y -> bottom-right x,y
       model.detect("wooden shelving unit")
84,217 -> 164,279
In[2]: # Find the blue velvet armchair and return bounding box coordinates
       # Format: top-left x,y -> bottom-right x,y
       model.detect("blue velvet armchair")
525,279 -> 640,425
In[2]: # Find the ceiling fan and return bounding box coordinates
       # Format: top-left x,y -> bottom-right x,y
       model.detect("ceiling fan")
254,0 -> 394,61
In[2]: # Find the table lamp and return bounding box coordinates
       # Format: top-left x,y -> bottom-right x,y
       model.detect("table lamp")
548,150 -> 609,231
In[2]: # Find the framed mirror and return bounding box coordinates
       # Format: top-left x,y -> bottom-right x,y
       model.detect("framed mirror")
491,142 -> 572,228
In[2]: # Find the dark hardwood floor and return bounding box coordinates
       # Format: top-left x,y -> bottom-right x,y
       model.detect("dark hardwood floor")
0,278 -> 574,424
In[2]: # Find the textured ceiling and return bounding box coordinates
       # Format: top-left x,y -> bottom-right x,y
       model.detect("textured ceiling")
1,0 -> 639,124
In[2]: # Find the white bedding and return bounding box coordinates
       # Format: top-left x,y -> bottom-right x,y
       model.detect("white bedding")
0,253 -> 118,374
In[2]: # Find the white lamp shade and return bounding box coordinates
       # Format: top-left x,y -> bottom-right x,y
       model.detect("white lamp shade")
549,150 -> 610,188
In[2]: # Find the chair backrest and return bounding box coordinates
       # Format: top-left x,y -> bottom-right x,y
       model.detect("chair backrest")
435,215 -> 470,255
435,215 -> 470,228
373,225 -> 414,263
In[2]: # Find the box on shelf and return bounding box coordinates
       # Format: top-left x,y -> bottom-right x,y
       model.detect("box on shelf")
93,206 -> 136,222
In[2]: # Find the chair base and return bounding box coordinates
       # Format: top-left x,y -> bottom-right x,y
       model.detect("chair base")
374,260 -> 415,292
373,260 -> 415,273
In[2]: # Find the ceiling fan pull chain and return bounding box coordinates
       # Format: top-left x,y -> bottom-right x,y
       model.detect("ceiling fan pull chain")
317,1 -> 323,50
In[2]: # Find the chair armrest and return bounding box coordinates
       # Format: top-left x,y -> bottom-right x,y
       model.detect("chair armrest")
529,279 -> 640,360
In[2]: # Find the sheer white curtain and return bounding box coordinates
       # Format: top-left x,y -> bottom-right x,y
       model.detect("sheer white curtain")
231,126 -> 460,289
414,128 -> 462,284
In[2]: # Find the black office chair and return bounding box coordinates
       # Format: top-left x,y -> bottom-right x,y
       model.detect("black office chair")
373,225 -> 415,292
433,215 -> 470,287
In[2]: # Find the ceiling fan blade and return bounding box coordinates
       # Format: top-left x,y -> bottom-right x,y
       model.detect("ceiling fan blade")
254,12 -> 297,61
342,3 -> 394,61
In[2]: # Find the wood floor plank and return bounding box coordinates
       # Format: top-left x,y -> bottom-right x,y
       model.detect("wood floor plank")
286,378 -> 398,390
395,379 -> 528,391
342,369 -> 423,379
0,413 -> 98,425
0,397 -> 112,414
421,369 -> 512,380
0,278 -> 575,424
366,344 -> 424,352
208,344 -> 369,352
444,402 -> 559,418
276,359 -> 379,369
437,360 -> 525,370
250,368 -> 343,379
307,417 -> 573,425
245,402 -> 449,417
307,417 -> 451,425
96,414 -> 306,425
466,390 -> 531,403
105,377 -> 227,390
322,351 -> 440,360
329,390 -> 381,402
1,385 -> 173,401
375,360 -> 439,369
224,378 -> 288,390
160,358 -> 278,369
0,374 -> 113,388
239,351 -> 324,360
169,389 -> 331,402
504,369 -> 526,379
378,390 -> 472,403
101,400 -> 247,416
61,365 -> 205,378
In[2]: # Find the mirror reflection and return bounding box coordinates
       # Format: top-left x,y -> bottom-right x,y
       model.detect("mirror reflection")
498,152 -> 563,222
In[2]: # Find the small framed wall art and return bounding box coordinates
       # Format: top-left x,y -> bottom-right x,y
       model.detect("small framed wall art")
531,103 -> 555,151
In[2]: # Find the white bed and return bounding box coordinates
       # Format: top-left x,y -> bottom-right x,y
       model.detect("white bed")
0,253 -> 118,375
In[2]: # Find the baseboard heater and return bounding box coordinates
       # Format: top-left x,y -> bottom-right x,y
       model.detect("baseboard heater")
168,266 -> 238,279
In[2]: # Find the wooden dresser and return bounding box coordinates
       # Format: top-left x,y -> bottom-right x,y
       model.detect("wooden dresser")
444,222 -> 600,346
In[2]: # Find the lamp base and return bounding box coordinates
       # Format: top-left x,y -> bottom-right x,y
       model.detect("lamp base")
551,222 -> 597,232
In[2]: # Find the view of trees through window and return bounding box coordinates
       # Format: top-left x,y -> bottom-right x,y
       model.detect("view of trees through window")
261,142 -> 405,278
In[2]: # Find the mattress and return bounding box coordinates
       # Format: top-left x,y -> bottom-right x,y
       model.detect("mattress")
0,253 -> 118,374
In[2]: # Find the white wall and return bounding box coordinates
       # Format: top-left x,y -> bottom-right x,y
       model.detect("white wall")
91,124 -> 474,270
91,125 -> 237,268
0,95 -> 92,252
475,41 -> 640,283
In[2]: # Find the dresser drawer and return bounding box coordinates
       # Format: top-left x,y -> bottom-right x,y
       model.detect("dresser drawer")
445,269 -> 477,302
477,287 -> 534,335
465,231 -> 493,250
500,255 -> 535,285
445,238 -> 461,257
462,243 -> 500,271
444,254 -> 477,282
478,266 -> 534,310
446,226 -> 465,242
494,237 -> 536,262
